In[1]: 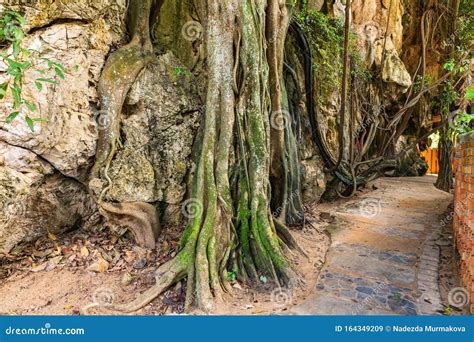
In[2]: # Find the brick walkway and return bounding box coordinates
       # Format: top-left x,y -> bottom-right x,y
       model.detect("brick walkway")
290,176 -> 452,315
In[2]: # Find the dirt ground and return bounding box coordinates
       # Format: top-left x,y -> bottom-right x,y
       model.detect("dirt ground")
0,202 -> 330,315
1,177 -> 464,316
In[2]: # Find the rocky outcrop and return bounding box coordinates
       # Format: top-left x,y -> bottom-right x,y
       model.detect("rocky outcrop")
390,137 -> 428,177
90,52 -> 202,224
0,20 -> 115,179
0,0 -> 205,251
351,0 -> 412,91
0,2 -> 124,252
7,0 -> 127,41
0,142 -> 98,253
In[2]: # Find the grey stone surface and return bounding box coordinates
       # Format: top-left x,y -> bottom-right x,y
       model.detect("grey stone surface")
289,176 -> 452,316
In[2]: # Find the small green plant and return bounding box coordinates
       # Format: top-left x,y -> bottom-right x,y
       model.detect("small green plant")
465,86 -> 474,101
173,66 -> 191,77
294,10 -> 344,97
294,10 -> 367,105
433,79 -> 473,137
443,306 -> 453,316
450,112 -> 474,135
413,74 -> 433,93
226,264 -> 239,282
227,270 -> 237,282
0,9 -> 67,131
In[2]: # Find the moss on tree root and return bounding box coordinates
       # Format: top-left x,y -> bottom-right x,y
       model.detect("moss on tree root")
86,0 -> 304,314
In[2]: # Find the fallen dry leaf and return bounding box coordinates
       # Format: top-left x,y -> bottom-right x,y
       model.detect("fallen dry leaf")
45,256 -> 63,271
124,251 -> 135,263
233,283 -> 243,290
31,262 -> 47,273
80,246 -> 89,258
88,257 -> 109,273
121,272 -> 133,286
253,310 -> 269,314
32,248 -> 53,258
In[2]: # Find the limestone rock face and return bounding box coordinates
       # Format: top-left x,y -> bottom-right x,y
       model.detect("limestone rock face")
0,20 -> 116,179
380,49 -> 413,90
307,0 -> 325,11
351,0 -> 412,91
390,137 -> 429,177
3,0 -> 127,41
352,0 -> 404,52
90,52 -> 202,223
0,142 -> 98,254
301,156 -> 327,203
0,2 -> 125,252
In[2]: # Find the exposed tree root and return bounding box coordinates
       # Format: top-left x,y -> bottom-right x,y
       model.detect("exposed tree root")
100,202 -> 160,249
82,253 -> 187,314
234,0 -> 296,288
90,0 -> 154,182
267,0 -> 292,219
88,0 -> 159,249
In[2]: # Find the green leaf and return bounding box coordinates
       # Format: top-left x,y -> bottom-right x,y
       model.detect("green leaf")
24,100 -> 36,112
227,271 -> 237,282
36,77 -> 57,84
7,11 -> 26,25
12,42 -> 21,57
466,86 -> 474,101
5,112 -> 20,124
14,28 -> 24,41
54,62 -> 66,72
35,81 -> 43,91
25,116 -> 34,131
0,82 -> 8,100
443,60 -> 455,72
32,117 -> 47,122
11,86 -> 21,108
54,67 -> 65,79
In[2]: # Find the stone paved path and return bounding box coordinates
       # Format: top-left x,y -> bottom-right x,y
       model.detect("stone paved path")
290,176 -> 453,315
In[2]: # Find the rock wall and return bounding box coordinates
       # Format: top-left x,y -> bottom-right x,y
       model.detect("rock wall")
0,1 -> 127,253
0,1 -> 201,252
350,0 -> 412,91
90,52 -> 202,223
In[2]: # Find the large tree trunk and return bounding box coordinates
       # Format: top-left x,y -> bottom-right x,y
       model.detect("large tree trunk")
84,0 -> 300,314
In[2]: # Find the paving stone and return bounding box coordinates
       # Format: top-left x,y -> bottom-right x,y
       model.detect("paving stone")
291,176 -> 452,316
